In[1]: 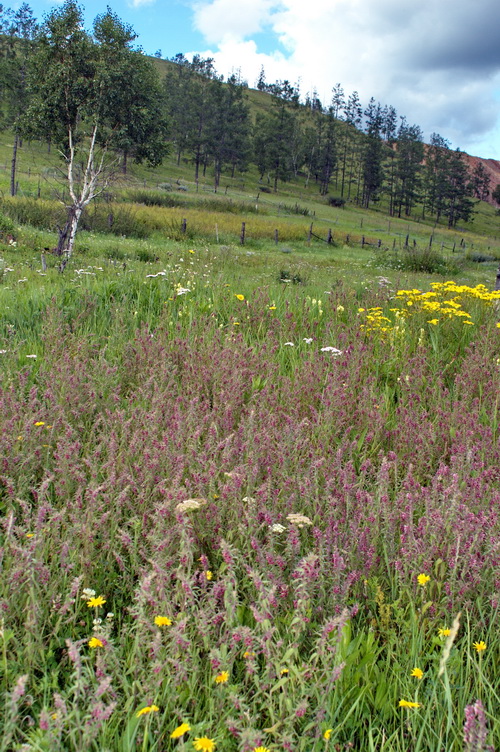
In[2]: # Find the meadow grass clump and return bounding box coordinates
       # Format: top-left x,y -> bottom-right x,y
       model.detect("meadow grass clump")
0,246 -> 498,751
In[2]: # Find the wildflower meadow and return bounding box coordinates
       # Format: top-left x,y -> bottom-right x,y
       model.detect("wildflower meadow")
0,241 -> 499,751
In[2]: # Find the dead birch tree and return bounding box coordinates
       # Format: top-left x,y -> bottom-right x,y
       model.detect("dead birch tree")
22,1 -> 168,271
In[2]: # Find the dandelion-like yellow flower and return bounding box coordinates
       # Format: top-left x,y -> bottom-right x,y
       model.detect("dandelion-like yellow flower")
268,305 -> 276,310
214,671 -> 229,684
235,294 -> 245,301
243,651 -> 255,659
88,637 -> 104,648
87,596 -> 106,608
496,323 -> 500,328
193,737 -> 216,751
411,667 -> 424,679
34,421 -> 45,426
323,729 -> 332,740
136,705 -> 159,717
253,747 -> 271,752
417,573 -> 430,586
473,641 -> 486,652
170,722 -> 191,738
233,322 -> 240,326
399,700 -> 421,709
25,533 -> 34,538
154,615 -> 172,627
427,319 -> 439,326
280,668 -> 289,675
205,571 -> 213,581
438,627 -> 451,637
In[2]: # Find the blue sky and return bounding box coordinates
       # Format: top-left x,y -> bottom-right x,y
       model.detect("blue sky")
15,0 -> 500,160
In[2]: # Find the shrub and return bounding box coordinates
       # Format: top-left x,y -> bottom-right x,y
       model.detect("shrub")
0,212 -> 15,238
327,196 -> 346,208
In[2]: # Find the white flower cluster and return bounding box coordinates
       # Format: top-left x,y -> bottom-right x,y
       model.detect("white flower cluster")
175,498 -> 207,513
286,513 -> 313,528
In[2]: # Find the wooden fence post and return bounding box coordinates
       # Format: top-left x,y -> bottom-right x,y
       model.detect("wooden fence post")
240,222 -> 246,245
181,218 -> 187,234
327,229 -> 332,244
274,229 -> 279,245
307,223 -> 313,245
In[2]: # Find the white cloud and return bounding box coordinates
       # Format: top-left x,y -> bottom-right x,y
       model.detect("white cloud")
189,0 -> 500,158
128,0 -> 156,7
192,0 -> 278,45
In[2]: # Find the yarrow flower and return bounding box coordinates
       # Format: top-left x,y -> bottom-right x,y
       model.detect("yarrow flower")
154,616 -> 172,627
417,573 -> 430,586
170,722 -> 191,738
411,667 -> 424,679
473,641 -> 486,653
286,513 -> 312,528
193,737 -> 216,751
214,671 -> 229,684
270,523 -> 286,533
176,498 -> 206,513
88,637 -> 104,648
136,705 -> 159,717
87,596 -> 106,608
399,700 -> 421,709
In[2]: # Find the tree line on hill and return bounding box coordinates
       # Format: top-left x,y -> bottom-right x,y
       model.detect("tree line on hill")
0,1 -> 499,267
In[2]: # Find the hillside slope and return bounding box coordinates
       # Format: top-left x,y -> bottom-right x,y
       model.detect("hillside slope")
463,154 -> 500,204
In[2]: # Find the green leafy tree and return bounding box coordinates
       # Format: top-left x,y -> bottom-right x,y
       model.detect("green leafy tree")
22,1 -> 168,269
470,162 -> 490,201
392,119 -> 424,217
361,98 -> 384,208
0,3 -> 38,196
492,183 -> 500,208
254,81 -> 300,193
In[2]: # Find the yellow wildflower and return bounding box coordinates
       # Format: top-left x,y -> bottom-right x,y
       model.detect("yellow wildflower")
25,533 -> 34,538
87,596 -> 106,608
214,671 -> 229,684
205,571 -> 213,581
88,637 -> 104,648
154,615 -> 172,627
243,651 -> 255,659
473,641 -> 486,652
280,668 -> 289,675
268,305 -> 276,310
417,573 -> 430,586
34,421 -> 45,426
253,747 -> 271,752
193,737 -> 216,751
235,294 -> 245,301
438,627 -> 451,637
399,700 -> 421,708
170,722 -> 191,738
411,667 -> 424,680
323,729 -> 332,739
233,322 -> 240,326
136,705 -> 159,717
427,319 -> 439,326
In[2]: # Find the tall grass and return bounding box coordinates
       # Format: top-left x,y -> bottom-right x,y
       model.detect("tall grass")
0,245 -> 498,750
